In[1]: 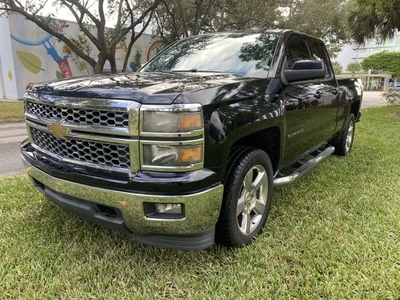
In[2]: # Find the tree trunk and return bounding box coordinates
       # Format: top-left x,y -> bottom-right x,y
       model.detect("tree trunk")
109,54 -> 117,73
121,33 -> 135,72
95,55 -> 107,74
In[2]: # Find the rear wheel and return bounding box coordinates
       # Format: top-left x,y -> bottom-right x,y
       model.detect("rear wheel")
333,113 -> 356,156
216,148 -> 273,247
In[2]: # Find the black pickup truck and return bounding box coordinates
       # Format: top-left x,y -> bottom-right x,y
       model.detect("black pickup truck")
21,29 -> 363,250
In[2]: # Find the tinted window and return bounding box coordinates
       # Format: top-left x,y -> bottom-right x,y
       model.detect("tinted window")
285,36 -> 311,70
308,39 -> 332,78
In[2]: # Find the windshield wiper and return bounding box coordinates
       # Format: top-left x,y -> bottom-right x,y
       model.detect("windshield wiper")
171,69 -> 223,73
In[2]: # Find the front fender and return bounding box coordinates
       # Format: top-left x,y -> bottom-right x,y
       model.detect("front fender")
204,95 -> 284,181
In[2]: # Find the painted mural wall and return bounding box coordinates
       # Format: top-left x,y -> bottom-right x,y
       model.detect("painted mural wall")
1,13 -> 164,99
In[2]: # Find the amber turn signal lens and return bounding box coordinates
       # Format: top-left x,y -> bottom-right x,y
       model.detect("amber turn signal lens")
180,146 -> 202,163
179,113 -> 202,131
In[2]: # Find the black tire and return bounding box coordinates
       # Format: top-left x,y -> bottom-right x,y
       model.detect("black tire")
333,113 -> 356,156
216,147 -> 273,247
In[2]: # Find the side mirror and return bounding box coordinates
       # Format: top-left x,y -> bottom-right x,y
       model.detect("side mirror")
283,60 -> 326,83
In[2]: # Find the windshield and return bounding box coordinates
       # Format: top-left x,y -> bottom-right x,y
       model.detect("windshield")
140,32 -> 278,78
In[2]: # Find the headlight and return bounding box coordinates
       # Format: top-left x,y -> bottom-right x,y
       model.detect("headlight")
140,104 -> 204,172
143,144 -> 203,167
142,111 -> 202,133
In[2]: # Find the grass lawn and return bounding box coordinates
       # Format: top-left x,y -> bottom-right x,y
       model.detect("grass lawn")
0,101 -> 24,123
1,106 -> 399,299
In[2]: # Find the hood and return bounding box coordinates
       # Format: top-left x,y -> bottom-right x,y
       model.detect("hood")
28,72 -> 246,105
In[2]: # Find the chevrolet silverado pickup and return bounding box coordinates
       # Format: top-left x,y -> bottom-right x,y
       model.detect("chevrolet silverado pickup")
21,29 -> 363,250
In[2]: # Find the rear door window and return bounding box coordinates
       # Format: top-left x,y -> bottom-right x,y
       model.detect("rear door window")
285,36 -> 312,70
308,39 -> 333,79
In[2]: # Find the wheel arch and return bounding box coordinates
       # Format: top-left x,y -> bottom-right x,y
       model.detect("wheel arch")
351,100 -> 361,122
222,127 -> 281,183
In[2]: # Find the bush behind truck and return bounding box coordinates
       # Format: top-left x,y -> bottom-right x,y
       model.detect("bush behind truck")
21,29 -> 363,250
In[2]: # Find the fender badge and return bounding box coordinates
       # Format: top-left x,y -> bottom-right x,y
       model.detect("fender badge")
48,121 -> 70,139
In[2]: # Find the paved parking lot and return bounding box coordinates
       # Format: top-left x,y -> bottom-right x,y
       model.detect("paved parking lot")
361,91 -> 386,108
0,122 -> 27,177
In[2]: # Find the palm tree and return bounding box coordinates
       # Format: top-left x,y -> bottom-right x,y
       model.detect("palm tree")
347,0 -> 400,44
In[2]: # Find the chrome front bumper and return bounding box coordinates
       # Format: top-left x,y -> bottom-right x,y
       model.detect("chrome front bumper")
24,160 -> 224,250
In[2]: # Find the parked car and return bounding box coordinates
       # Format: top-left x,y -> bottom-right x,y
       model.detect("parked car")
21,29 -> 363,250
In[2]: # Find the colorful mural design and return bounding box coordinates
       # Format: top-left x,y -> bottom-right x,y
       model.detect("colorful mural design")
11,30 -> 73,78
1,13 -> 157,99
147,41 -> 164,61
15,51 -> 44,74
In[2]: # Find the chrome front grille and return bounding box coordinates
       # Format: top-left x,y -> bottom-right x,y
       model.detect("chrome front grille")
24,93 -> 140,173
26,101 -> 129,128
30,128 -> 131,168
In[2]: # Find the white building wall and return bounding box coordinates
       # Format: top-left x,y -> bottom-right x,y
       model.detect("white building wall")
334,44 -> 354,71
1,13 -> 162,99
336,31 -> 400,72
0,15 -> 19,99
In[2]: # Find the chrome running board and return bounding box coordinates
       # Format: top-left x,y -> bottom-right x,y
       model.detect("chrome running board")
273,146 -> 335,187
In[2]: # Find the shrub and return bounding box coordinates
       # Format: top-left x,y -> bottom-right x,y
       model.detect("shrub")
382,90 -> 400,104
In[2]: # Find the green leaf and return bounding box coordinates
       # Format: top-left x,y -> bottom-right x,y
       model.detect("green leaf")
56,71 -> 63,79
16,51 -> 45,74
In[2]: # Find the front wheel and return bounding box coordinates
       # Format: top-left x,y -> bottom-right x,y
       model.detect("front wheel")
216,148 -> 273,247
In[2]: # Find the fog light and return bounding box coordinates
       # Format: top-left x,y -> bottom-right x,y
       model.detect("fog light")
155,203 -> 182,214
143,202 -> 185,219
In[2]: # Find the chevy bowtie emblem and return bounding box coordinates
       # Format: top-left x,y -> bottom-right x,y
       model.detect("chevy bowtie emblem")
47,121 -> 71,139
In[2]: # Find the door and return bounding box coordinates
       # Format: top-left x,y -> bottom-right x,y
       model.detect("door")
281,35 -> 338,165
308,38 -> 339,140
281,35 -> 325,164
